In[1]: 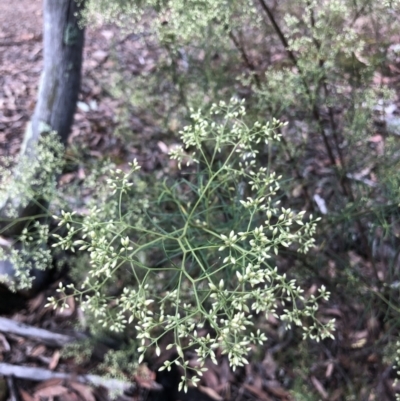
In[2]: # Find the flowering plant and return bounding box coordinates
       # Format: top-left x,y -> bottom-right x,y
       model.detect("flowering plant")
50,99 -> 334,390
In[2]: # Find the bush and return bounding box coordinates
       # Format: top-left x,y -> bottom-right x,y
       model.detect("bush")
50,100 -> 333,390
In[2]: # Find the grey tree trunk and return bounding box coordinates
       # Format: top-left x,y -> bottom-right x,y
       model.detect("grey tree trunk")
0,0 -> 85,294
0,0 -> 85,236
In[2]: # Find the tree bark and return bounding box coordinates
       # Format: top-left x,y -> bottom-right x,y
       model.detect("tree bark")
0,0 -> 85,236
0,0 -> 85,295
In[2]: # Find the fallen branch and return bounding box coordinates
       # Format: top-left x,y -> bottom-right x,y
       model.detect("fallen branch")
0,363 -> 135,393
346,173 -> 377,188
0,317 -> 82,347
6,376 -> 18,401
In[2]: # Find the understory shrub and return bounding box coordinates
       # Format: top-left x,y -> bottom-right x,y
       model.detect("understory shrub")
77,0 -> 400,396
0,132 -> 64,290
50,100 -> 333,390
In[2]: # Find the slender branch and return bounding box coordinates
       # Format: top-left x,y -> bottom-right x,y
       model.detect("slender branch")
229,30 -> 261,88
257,0 -> 338,170
257,0 -> 298,68
305,1 -> 377,279
0,317 -> 86,347
257,0 -> 377,260
0,363 -> 137,393
350,0 -> 370,27
227,17 -> 314,207
306,1 -> 347,179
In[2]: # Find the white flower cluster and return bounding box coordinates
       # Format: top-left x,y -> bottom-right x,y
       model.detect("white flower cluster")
0,221 -> 52,291
51,100 -> 333,390
0,131 -> 64,219
0,132 -> 63,291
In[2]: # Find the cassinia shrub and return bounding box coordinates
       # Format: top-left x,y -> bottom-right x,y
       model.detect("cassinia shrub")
0,132 -> 64,290
50,99 -> 334,390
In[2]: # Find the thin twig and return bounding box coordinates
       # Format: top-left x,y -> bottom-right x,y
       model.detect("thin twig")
228,16 -> 313,207
306,1 -> 378,278
257,0 -> 338,169
306,1 -> 347,182
350,0 -> 370,27
228,30 -> 261,88
0,317 -> 84,347
0,363 -> 137,393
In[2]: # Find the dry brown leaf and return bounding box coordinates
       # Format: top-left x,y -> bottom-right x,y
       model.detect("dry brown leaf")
349,330 -> 368,348
0,333 -> 10,352
69,382 -> 96,401
28,293 -> 45,313
34,378 -> 63,392
33,385 -> 69,399
134,364 -> 162,390
262,352 -> 277,379
266,313 -> 279,326
198,385 -> 223,401
323,308 -> 343,318
253,375 -> 263,391
157,141 -> 169,154
325,362 -> 334,378
19,389 -> 35,401
200,361 -> 219,390
48,350 -> 60,370
291,184 -> 303,198
58,391 -> 80,401
351,337 -> 367,348
368,134 -> 383,143
218,358 -> 231,387
92,50 -> 108,61
18,33 -> 35,41
59,173 -> 76,185
243,383 -> 273,401
330,388 -> 344,401
264,380 -> 290,398
30,345 -> 46,357
310,376 -> 328,400
307,284 -> 318,296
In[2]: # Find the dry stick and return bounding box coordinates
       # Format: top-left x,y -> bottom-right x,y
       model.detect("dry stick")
0,317 -> 82,347
0,363 -> 135,393
0,317 -> 137,393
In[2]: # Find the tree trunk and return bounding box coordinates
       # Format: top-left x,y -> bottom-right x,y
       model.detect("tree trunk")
0,0 -> 85,295
0,0 -> 85,236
